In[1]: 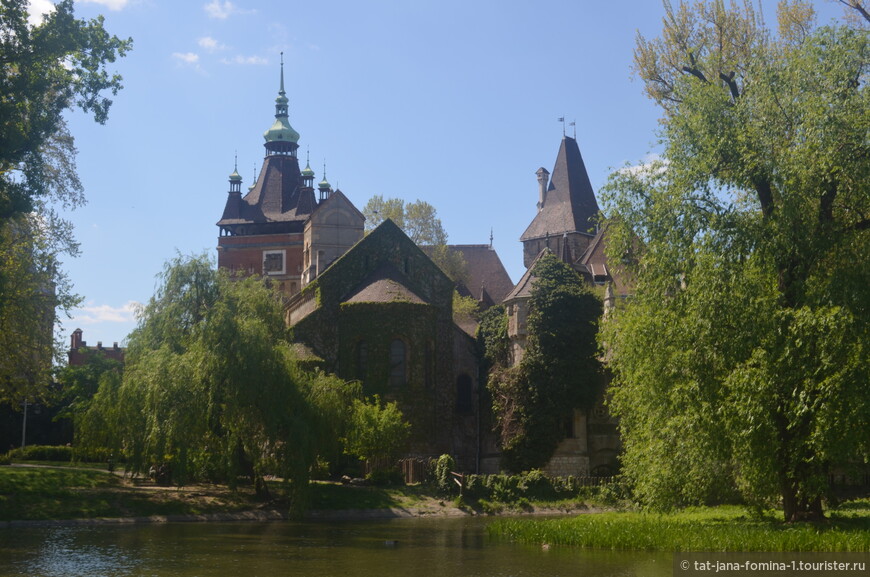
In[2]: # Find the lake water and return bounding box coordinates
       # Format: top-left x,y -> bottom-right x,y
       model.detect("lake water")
0,516 -> 673,577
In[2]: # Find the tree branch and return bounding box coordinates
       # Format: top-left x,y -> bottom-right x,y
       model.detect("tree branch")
818,181 -> 837,225
837,0 -> 870,23
682,66 -> 709,82
754,178 -> 775,219
719,71 -> 740,100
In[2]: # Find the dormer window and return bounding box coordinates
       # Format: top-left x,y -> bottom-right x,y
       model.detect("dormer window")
589,262 -> 608,285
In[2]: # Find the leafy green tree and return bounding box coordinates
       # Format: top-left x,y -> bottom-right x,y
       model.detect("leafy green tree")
0,0 -> 130,405
362,195 -> 406,233
488,253 -> 602,472
0,213 -> 80,405
55,351 -> 123,429
362,195 -> 468,283
602,0 -> 868,521
363,195 -> 447,245
79,254 -> 357,511
342,395 -> 410,469
1,0 -> 131,218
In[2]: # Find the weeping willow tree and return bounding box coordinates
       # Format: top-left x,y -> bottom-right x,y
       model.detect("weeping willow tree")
78,254 -> 357,512
601,1 -> 869,521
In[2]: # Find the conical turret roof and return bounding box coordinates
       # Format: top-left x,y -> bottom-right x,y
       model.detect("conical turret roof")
520,136 -> 600,241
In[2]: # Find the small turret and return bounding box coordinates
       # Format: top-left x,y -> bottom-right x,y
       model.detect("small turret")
228,155 -> 242,194
302,150 -> 315,189
318,163 -> 331,201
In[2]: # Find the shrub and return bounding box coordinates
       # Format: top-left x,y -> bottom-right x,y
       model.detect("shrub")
433,454 -> 456,495
7,445 -> 73,462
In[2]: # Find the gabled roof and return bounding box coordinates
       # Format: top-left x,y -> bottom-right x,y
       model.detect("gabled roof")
343,263 -> 428,305
503,248 -> 551,303
575,225 -> 633,297
520,136 -> 600,241
421,244 -> 515,307
309,188 -> 366,222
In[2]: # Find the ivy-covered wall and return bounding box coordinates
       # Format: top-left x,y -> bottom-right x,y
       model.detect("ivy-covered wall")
288,219 -> 480,466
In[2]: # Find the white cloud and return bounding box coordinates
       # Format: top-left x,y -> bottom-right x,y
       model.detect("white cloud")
204,1 -> 255,20
220,54 -> 268,66
617,153 -> 668,178
26,0 -> 55,26
73,301 -> 141,325
172,52 -> 200,65
204,0 -> 234,19
198,36 -> 227,52
80,0 -> 130,10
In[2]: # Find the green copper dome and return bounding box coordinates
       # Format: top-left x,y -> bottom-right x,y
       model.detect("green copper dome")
318,176 -> 331,189
301,162 -> 315,178
263,55 -> 300,145
229,168 -> 242,182
264,117 -> 300,144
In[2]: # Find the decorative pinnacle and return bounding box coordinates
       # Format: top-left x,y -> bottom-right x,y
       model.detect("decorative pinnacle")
279,52 -> 285,96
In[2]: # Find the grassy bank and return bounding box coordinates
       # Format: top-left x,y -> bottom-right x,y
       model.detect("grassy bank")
488,504 -> 870,552
0,465 -> 264,521
0,463 -> 598,522
0,464 -> 465,522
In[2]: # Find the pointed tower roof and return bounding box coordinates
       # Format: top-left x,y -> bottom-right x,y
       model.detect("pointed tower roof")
520,136 -> 600,241
263,53 -> 300,149
217,59 -> 314,234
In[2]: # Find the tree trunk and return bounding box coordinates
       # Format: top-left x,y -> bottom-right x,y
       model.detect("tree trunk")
776,406 -> 826,523
781,477 -> 825,522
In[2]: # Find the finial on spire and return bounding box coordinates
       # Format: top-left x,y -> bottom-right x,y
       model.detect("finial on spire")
279,52 -> 285,95
558,116 -> 565,136
570,119 -> 576,139
489,227 -> 494,249
228,151 -> 242,186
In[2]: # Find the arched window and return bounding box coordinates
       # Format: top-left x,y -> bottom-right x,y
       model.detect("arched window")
389,339 -> 406,387
456,374 -> 473,414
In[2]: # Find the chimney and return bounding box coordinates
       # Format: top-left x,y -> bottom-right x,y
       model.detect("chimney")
71,329 -> 84,350
536,167 -> 549,211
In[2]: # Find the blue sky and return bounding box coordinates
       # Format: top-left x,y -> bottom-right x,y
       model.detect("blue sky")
33,0 -> 846,350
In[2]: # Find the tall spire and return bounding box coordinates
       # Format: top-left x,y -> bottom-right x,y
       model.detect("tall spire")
263,52 -> 300,154
279,51 -> 285,96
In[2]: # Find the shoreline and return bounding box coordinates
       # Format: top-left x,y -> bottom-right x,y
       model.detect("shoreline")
0,502 -> 595,529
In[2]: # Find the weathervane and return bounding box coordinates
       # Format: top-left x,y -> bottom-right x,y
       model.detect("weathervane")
558,117 -> 577,138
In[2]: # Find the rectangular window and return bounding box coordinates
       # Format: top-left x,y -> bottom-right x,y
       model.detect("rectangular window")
263,250 -> 286,275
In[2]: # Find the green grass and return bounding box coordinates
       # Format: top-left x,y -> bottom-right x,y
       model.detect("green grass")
0,465 -> 253,521
488,505 -> 870,552
306,481 -> 429,511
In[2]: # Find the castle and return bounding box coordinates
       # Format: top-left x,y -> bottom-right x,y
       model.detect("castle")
216,63 -> 624,476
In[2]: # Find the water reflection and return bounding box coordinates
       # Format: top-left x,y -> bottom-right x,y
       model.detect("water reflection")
0,517 -> 672,577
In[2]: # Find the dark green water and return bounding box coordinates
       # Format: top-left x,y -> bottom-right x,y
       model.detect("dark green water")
0,517 -> 672,576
